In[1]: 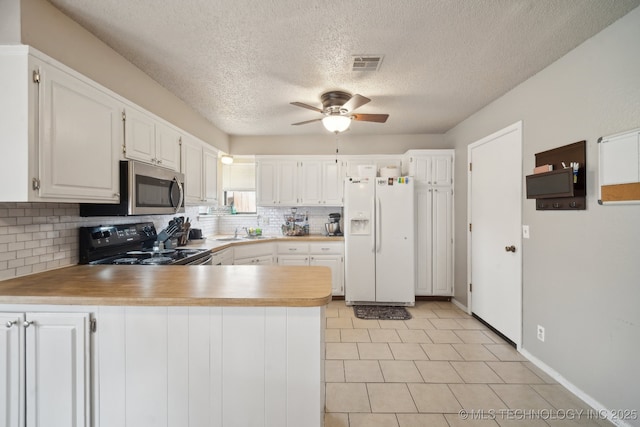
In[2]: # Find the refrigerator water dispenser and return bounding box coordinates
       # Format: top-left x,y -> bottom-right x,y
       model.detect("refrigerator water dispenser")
349,212 -> 371,235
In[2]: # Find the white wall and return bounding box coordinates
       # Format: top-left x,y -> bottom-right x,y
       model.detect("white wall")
447,6 -> 640,420
11,0 -> 229,153
231,134 -> 449,155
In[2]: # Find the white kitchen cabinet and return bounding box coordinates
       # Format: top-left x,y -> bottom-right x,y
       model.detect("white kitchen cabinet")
96,305 -> 324,427
299,159 -> 343,205
276,241 -> 344,296
0,312 -> 23,427
0,311 -> 91,427
182,136 -> 218,205
123,107 -> 181,171
256,158 -> 299,206
407,150 -> 454,296
233,242 -> 274,265
211,248 -> 233,265
0,46 -> 122,203
407,153 -> 452,185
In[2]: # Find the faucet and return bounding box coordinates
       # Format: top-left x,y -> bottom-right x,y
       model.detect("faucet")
234,227 -> 239,238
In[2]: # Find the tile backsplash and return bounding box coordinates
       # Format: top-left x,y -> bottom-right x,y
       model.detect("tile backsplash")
0,202 -> 215,281
0,202 -> 342,281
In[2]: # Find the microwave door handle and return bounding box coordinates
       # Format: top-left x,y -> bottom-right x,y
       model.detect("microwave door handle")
170,177 -> 184,214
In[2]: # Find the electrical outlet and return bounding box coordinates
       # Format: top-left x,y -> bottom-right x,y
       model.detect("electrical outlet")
537,325 -> 545,342
523,225 -> 530,239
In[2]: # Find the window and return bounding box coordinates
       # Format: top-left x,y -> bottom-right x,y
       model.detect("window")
224,191 -> 256,214
222,160 -> 256,213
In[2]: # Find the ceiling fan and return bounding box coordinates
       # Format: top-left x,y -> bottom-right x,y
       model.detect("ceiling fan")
290,91 -> 389,133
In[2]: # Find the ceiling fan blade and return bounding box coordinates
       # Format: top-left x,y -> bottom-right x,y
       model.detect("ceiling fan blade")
290,102 -> 323,113
342,94 -> 370,112
351,113 -> 389,123
291,118 -> 323,126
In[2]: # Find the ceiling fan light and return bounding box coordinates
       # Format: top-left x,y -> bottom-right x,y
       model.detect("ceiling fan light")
322,115 -> 351,133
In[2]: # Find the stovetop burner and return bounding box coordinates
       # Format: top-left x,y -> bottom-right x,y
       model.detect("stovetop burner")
141,256 -> 173,265
79,222 -> 211,266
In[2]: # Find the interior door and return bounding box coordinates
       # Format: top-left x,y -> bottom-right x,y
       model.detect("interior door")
469,122 -> 522,346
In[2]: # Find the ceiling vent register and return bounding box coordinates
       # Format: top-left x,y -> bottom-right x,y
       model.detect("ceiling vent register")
352,55 -> 383,71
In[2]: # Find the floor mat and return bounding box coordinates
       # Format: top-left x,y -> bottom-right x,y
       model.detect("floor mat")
353,305 -> 412,320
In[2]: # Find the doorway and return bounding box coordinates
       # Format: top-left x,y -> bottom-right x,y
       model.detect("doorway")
467,121 -> 522,347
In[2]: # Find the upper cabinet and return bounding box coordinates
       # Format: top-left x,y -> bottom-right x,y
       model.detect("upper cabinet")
256,158 -> 298,206
299,159 -> 343,206
182,136 -> 218,205
256,157 -> 343,207
123,106 -> 181,172
0,46 -> 121,203
406,151 -> 453,186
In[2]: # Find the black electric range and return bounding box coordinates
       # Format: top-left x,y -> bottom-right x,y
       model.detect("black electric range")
79,222 -> 211,265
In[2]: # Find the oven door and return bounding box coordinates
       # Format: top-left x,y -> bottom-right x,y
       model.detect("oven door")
129,161 -> 185,215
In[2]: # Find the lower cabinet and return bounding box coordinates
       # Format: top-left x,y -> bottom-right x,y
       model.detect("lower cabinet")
0,310 -> 92,427
211,248 -> 233,265
277,242 -> 344,296
233,242 -> 274,265
96,305 -> 325,427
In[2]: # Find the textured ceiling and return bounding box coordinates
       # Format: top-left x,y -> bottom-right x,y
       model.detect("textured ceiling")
47,0 -> 639,136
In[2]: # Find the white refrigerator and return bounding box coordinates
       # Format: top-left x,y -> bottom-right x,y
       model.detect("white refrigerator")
344,176 -> 415,306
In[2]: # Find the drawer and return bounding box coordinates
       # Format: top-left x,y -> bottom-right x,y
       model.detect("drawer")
233,242 -> 274,259
309,242 -> 343,255
277,242 -> 309,254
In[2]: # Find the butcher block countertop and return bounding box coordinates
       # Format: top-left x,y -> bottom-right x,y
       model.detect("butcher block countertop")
0,265 -> 332,307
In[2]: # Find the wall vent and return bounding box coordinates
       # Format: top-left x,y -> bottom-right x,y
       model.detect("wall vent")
352,55 -> 383,71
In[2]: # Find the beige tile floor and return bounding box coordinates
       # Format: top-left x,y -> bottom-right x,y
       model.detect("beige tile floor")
324,300 -> 612,427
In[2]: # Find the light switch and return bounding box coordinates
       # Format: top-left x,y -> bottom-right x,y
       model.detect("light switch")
522,225 -> 530,239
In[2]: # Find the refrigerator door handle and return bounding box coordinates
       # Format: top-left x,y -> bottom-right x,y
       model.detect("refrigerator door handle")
376,197 -> 382,252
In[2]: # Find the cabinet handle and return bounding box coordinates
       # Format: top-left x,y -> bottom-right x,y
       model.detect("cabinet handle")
113,193 -> 120,198
288,248 -> 297,251
23,320 -> 35,328
157,159 -> 163,164
6,320 -> 17,328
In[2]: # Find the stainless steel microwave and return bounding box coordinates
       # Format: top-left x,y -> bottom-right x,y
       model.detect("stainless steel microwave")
80,161 -> 185,216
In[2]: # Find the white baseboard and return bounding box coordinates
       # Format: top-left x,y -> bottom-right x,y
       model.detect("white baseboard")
451,298 -> 468,313
519,348 -> 634,427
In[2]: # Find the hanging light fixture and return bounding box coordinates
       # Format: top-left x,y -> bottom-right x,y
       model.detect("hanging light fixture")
321,115 -> 351,133
220,155 -> 234,165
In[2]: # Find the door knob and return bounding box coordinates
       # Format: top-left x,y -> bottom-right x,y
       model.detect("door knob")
505,245 -> 516,253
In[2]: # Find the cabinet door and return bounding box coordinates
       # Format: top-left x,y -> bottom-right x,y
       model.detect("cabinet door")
415,186 -> 433,295
432,156 -> 452,186
182,138 -> 203,204
277,160 -> 299,205
277,255 -> 308,266
431,187 -> 453,295
25,312 -> 90,427
124,107 -> 156,164
155,122 -> 181,171
299,160 -> 322,205
256,160 -> 277,206
254,255 -> 274,265
0,313 -> 25,427
409,157 -> 432,183
203,147 -> 218,204
310,255 -> 344,296
322,160 -> 343,206
38,64 -> 120,202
